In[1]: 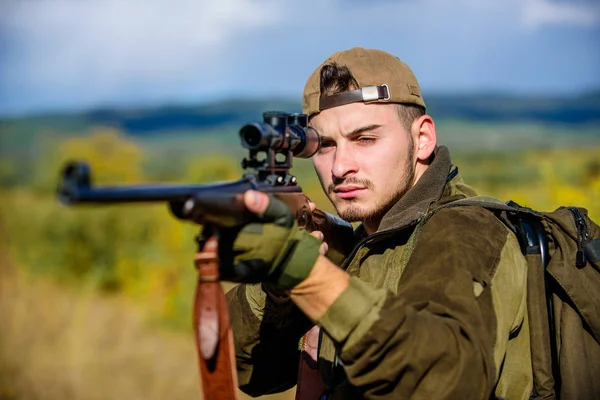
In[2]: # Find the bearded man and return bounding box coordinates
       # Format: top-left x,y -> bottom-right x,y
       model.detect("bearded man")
226,47 -> 531,400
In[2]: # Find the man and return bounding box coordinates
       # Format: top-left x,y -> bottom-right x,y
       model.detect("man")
225,47 -> 532,399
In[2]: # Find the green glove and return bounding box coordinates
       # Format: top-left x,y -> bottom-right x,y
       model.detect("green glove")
218,195 -> 322,290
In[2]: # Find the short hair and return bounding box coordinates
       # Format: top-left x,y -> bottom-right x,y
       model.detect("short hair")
395,103 -> 426,131
319,63 -> 426,130
320,63 -> 359,96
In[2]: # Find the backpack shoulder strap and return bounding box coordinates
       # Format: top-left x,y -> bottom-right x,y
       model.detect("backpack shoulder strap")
412,196 -> 561,397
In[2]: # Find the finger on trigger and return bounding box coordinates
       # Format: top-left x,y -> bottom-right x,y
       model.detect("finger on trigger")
311,230 -> 324,241
309,202 -> 316,212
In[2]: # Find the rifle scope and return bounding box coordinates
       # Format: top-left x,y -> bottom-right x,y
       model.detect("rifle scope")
239,112 -> 320,158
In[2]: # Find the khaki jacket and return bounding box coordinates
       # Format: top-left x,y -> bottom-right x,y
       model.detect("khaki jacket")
227,146 -> 532,399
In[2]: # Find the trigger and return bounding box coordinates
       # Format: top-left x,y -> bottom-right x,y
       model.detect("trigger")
297,205 -> 311,229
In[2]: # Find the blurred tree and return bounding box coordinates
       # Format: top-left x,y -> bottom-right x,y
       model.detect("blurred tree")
183,154 -> 241,183
144,148 -> 189,182
0,159 -> 18,188
30,127 -> 145,194
58,128 -> 145,184
7,128 -> 150,290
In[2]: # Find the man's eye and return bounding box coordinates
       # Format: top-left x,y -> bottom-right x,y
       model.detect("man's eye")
358,137 -> 376,144
320,141 -> 335,149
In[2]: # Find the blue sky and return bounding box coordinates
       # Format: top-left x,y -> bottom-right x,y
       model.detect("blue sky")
0,0 -> 599,116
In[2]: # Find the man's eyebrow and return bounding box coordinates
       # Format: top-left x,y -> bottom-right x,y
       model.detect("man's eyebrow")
315,124 -> 382,141
345,124 -> 382,137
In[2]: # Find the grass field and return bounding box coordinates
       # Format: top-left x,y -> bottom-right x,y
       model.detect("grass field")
0,259 -> 295,400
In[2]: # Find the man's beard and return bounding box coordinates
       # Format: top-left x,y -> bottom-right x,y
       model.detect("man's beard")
327,142 -> 416,223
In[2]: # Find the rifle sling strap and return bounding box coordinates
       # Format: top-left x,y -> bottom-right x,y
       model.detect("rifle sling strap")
194,237 -> 239,400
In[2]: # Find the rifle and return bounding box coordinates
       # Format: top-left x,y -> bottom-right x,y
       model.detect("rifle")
57,111 -> 355,400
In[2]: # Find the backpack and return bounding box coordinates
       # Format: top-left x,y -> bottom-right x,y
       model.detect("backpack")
417,196 -> 600,400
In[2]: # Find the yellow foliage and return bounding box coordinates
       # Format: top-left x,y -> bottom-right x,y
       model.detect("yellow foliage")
58,128 -> 145,184
480,148 -> 600,220
184,154 -> 241,183
2,137 -> 598,400
3,136 -> 600,331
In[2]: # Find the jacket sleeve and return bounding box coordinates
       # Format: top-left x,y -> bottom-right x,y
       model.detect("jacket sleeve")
226,282 -> 312,396
317,206 -> 528,399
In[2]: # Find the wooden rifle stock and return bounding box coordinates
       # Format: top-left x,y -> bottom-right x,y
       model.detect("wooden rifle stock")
192,193 -> 354,400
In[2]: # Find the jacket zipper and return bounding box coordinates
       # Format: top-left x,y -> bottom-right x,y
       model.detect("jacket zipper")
568,207 -> 590,268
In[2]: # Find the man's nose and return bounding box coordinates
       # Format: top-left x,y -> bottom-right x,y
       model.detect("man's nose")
332,143 -> 358,179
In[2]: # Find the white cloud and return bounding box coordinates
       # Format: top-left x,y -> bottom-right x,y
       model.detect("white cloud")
2,0 -> 285,90
1,0 -> 598,114
520,0 -> 600,29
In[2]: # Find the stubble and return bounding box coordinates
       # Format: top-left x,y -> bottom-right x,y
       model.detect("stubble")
328,136 -> 416,223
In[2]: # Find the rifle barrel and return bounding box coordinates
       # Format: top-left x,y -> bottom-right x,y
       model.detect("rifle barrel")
59,180 -> 253,204
57,161 -> 302,206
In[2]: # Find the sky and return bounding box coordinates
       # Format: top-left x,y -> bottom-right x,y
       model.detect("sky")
0,0 -> 599,116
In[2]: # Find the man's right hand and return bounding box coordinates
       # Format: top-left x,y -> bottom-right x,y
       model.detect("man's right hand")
218,191 -> 323,291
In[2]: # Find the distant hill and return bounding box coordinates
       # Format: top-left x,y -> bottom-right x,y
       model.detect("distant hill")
0,93 -> 599,188
426,92 -> 600,125
1,92 -> 599,136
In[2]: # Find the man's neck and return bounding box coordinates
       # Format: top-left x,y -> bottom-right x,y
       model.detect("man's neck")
363,219 -> 381,236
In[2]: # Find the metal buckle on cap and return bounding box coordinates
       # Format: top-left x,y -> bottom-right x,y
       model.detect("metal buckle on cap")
361,86 -> 379,102
360,85 -> 391,102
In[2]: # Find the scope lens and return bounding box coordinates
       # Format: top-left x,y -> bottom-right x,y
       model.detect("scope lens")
240,123 -> 283,151
240,124 -> 264,149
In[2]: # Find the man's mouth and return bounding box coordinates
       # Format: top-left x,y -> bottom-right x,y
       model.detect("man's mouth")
333,185 -> 367,199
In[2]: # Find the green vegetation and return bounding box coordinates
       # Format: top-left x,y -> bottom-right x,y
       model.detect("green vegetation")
1,126 -> 598,325
0,97 -> 599,399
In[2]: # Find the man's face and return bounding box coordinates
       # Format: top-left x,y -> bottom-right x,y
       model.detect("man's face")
310,102 -> 416,224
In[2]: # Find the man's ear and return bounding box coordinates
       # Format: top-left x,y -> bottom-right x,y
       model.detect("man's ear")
411,114 -> 437,161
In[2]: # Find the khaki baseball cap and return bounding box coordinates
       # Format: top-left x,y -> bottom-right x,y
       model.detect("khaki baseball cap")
302,47 -> 425,116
